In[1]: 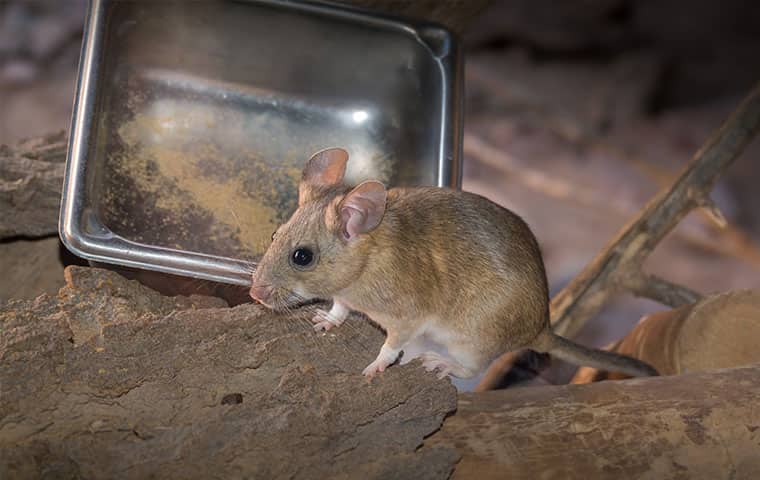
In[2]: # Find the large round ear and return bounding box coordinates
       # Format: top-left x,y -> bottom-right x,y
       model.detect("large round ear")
302,147 -> 348,186
338,181 -> 387,241
299,147 -> 349,205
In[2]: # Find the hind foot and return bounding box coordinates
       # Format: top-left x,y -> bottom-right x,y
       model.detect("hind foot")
419,351 -> 475,379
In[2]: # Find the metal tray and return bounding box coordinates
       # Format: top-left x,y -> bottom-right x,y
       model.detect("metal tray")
60,0 -> 463,286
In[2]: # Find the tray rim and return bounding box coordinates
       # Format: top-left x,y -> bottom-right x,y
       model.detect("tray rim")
59,0 -> 464,286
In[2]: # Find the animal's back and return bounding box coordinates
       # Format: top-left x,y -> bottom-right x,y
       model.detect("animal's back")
377,187 -> 550,355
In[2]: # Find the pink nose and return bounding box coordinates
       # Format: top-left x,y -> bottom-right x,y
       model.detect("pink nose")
250,284 -> 273,304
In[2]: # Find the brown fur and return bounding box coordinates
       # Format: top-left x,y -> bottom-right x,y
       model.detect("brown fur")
252,151 -> 658,378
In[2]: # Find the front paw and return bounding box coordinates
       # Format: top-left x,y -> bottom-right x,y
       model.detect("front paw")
362,358 -> 390,377
311,309 -> 341,332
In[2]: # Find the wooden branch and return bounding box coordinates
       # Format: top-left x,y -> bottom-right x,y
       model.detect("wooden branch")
570,289 -> 760,383
623,272 -> 703,308
0,131 -> 67,239
475,82 -> 760,391
698,196 -> 729,229
471,350 -> 520,392
552,82 -> 760,338
426,364 -> 760,479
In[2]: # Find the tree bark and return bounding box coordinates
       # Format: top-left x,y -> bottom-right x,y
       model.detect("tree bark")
0,266 -> 458,479
571,289 -> 760,383
427,365 -> 760,479
0,131 -> 67,239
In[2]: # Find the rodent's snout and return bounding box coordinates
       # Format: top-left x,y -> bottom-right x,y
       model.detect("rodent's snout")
249,284 -> 274,305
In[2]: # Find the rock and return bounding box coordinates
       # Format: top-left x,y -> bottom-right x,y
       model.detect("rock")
466,0 -> 760,110
0,266 -> 458,479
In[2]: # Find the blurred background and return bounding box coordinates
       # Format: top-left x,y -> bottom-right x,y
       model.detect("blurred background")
1,0 -> 759,384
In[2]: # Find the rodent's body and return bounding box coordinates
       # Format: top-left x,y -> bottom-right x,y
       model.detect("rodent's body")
250,148 -> 658,379
333,187 -> 548,375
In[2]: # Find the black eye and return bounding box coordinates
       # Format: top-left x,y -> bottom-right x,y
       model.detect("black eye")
271,230 -> 277,241
291,247 -> 315,268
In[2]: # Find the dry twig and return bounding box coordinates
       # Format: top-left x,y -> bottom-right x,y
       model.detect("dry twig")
552,81 -> 760,336
476,81 -> 760,390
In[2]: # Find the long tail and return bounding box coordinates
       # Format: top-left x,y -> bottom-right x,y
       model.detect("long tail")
536,331 -> 659,377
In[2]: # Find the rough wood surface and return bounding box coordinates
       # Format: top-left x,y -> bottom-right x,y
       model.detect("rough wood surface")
622,272 -> 703,308
0,266 -> 458,479
0,131 -> 67,239
427,365 -> 760,479
0,237 -> 65,301
572,289 -> 760,383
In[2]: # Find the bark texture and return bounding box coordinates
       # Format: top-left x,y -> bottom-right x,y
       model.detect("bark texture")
572,289 -> 760,383
0,267 -> 458,479
427,365 -> 760,479
0,131 -> 67,239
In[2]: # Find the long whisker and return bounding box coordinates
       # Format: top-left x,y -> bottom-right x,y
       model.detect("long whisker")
260,285 -> 380,370
240,260 -> 257,274
334,317 -> 375,357
325,324 -> 365,365
300,304 -> 357,364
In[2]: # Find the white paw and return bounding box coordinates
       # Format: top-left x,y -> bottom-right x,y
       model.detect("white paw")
362,343 -> 401,378
420,352 -> 454,379
362,359 -> 390,377
311,309 -> 341,332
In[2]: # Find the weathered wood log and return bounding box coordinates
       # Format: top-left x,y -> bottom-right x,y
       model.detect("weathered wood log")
572,289 -> 760,383
0,237 -> 65,301
0,266 -> 458,479
427,365 -> 760,479
0,131 -> 67,239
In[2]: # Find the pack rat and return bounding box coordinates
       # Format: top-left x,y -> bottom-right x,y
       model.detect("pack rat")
250,148 -> 658,379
